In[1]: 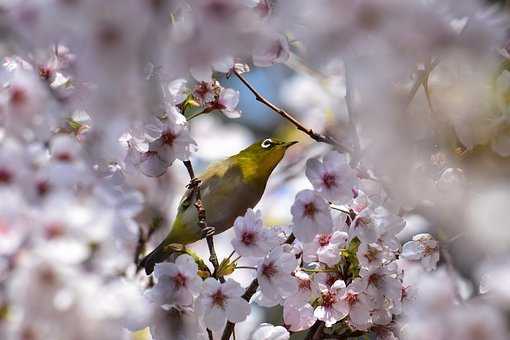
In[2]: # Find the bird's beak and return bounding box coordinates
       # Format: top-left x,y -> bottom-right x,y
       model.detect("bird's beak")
285,141 -> 299,148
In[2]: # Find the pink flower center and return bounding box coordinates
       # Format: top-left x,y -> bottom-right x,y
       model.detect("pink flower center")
56,152 -> 73,162
38,267 -> 57,286
326,274 -> 337,287
298,278 -> 311,291
345,291 -> 358,306
321,290 -> 337,308
322,173 -> 336,189
36,180 -> 51,197
173,273 -> 187,289
364,247 -> 379,263
262,262 -> 277,279
21,326 -> 36,340
241,231 -> 255,246
194,82 -> 212,102
211,289 -> 226,308
97,24 -> 122,47
0,168 -> 13,184
9,87 -> 27,106
45,223 -> 65,240
318,234 -> 331,247
161,130 -> 176,146
38,66 -> 52,80
368,274 -> 380,287
303,202 -> 317,218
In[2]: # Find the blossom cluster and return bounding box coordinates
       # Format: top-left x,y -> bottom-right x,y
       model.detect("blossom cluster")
1,0 -> 510,339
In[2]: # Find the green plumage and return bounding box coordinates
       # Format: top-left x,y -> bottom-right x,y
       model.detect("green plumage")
140,138 -> 297,274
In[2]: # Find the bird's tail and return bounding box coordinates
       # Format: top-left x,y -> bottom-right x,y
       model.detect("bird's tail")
138,241 -> 172,275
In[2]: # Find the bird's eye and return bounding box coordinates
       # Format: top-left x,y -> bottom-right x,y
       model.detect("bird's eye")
261,138 -> 273,149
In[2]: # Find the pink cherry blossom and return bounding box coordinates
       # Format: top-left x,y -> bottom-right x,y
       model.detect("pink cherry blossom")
305,151 -> 358,204
231,208 -> 279,258
291,189 -> 333,243
197,278 -> 250,331
145,254 -> 202,307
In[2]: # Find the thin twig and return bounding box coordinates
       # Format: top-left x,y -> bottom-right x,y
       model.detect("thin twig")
233,70 -> 350,152
182,160 -> 225,283
404,57 -> 441,109
221,234 -> 296,340
304,320 -> 325,340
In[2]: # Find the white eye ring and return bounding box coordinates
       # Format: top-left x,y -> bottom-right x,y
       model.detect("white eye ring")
261,138 -> 273,149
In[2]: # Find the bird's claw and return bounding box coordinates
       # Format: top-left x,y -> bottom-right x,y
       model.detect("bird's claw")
186,178 -> 201,189
201,226 -> 216,238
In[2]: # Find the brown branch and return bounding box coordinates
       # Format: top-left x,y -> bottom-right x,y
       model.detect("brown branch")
182,160 -> 224,283
221,234 -> 296,340
233,70 -> 351,153
183,160 -> 224,340
304,320 -> 325,340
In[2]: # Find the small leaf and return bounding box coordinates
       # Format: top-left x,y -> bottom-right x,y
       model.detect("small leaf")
216,257 -> 237,277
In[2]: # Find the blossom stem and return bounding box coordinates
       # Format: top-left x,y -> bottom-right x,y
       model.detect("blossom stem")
235,266 -> 257,270
233,70 -> 350,152
301,268 -> 338,273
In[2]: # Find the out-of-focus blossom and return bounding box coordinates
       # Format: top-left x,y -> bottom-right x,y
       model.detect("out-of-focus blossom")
252,34 -> 290,67
401,233 -> 440,272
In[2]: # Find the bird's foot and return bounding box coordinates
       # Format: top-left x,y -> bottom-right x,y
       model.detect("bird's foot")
186,177 -> 201,189
201,226 -> 216,238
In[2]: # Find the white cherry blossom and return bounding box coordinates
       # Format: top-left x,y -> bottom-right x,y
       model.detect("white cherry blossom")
196,278 -> 250,332
306,151 -> 358,204
145,254 -> 202,308
231,208 -> 279,258
401,233 -> 440,272
256,245 -> 298,303
291,189 -> 333,243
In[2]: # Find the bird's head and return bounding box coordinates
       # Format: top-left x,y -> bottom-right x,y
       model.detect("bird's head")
235,138 -> 298,182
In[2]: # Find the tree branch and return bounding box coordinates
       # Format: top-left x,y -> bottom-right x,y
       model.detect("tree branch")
304,320 -> 324,340
182,160 -> 224,283
233,70 -> 351,153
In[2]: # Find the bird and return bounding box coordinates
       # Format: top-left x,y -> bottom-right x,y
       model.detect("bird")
139,137 -> 297,274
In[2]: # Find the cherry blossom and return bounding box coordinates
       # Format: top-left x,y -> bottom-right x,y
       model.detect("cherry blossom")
256,245 -> 298,304
145,254 -> 202,308
146,108 -> 197,165
305,151 -> 358,204
314,279 -> 349,327
231,208 -> 279,258
401,233 -> 440,272
291,189 -> 333,242
303,230 -> 348,266
196,278 -> 250,331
